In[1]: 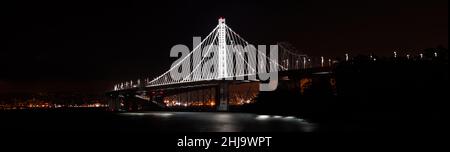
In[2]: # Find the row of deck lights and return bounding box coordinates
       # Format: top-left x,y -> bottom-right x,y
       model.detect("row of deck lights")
114,78 -> 151,91
113,50 -> 440,91
395,51 -> 438,59
281,57 -> 335,69
343,50 -> 439,62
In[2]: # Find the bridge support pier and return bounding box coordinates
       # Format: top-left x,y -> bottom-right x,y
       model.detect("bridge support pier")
108,96 -> 121,111
217,81 -> 229,111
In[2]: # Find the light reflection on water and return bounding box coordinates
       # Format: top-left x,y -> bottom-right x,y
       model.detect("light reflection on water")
118,112 -> 317,132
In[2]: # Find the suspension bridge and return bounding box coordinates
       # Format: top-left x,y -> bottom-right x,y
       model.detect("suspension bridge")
107,18 -> 333,111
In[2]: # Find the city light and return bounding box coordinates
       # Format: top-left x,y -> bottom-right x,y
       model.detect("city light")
303,56 -> 306,69
321,56 -> 324,67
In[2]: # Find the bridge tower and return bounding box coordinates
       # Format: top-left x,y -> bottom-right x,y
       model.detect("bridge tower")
217,17 -> 229,111
217,17 -> 228,78
217,82 -> 229,111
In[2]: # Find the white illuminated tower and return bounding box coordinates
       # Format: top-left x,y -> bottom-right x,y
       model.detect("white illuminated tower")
217,17 -> 228,78
217,17 -> 229,111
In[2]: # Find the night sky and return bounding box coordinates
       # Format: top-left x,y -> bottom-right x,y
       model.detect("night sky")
1,0 -> 448,93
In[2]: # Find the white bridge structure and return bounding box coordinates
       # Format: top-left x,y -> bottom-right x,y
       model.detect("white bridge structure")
110,18 -> 315,111
114,18 -> 308,91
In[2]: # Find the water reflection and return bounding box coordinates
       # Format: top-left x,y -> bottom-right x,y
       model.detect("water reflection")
123,112 -> 173,117
118,112 -> 317,132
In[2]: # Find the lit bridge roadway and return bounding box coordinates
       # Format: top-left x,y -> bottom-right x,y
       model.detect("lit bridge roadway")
107,18 -> 333,111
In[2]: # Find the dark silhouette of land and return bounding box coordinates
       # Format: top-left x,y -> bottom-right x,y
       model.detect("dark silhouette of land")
244,47 -> 447,131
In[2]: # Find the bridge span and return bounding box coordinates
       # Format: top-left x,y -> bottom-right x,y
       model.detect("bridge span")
107,18 -> 335,111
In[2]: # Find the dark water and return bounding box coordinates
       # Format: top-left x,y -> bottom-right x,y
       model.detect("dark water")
0,111 -> 316,132
117,112 -> 316,132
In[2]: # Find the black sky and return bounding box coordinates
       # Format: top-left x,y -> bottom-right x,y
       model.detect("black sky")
1,0 -> 448,93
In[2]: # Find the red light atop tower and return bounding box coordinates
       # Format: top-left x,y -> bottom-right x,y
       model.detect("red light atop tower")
218,17 -> 226,24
